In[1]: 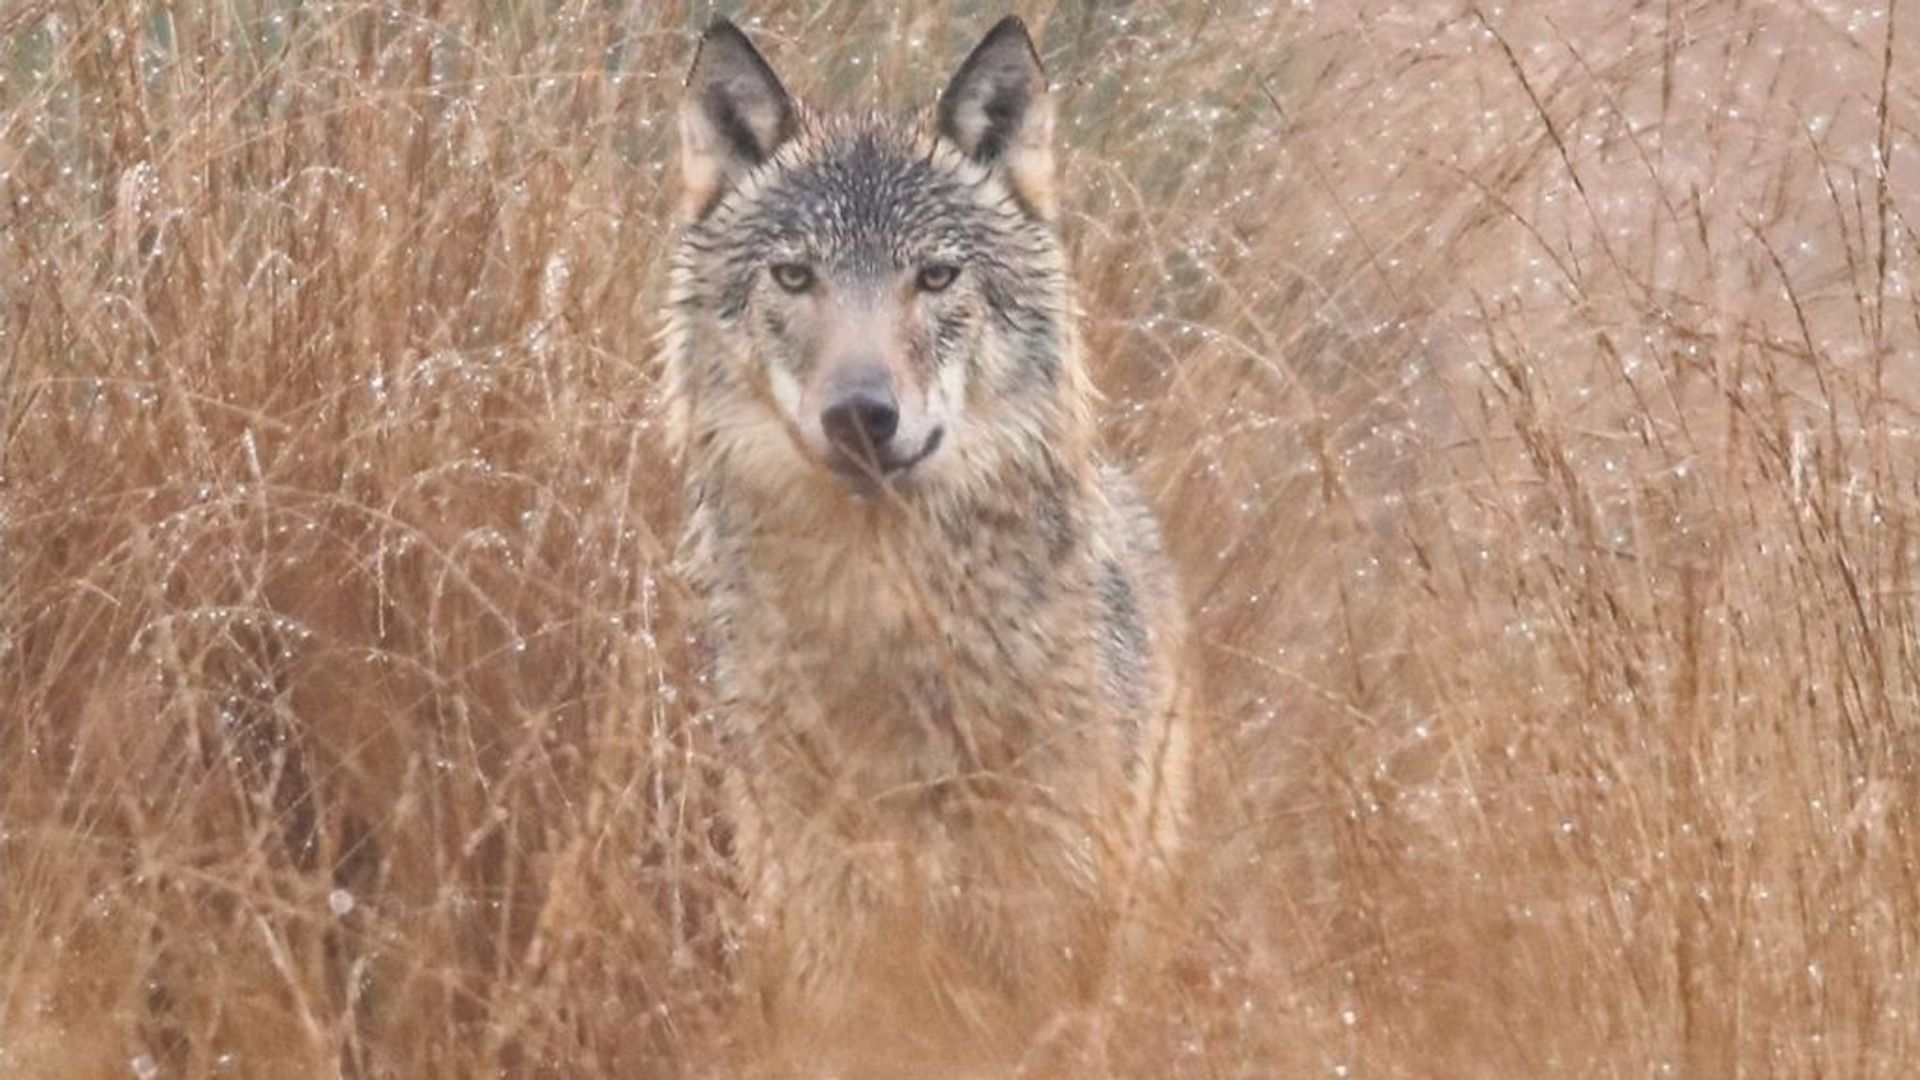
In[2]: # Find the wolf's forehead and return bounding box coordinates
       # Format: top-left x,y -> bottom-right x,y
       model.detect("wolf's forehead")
731,128 -> 983,257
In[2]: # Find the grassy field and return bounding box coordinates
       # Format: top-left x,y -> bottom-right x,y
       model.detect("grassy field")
3,1 -> 1918,1075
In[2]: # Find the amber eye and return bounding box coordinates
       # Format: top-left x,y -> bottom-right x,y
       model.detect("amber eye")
770,263 -> 816,293
915,264 -> 960,293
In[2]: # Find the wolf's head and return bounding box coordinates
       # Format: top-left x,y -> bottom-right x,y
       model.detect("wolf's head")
665,17 -> 1084,502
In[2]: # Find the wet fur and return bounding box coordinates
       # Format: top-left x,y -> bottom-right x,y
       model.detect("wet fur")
663,21 -> 1191,1071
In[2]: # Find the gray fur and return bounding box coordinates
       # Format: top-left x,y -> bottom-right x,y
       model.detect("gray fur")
662,17 -> 1192,1067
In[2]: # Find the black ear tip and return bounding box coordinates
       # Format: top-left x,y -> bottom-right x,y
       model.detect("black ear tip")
968,15 -> 1044,73
696,18 -> 765,61
689,17 -> 787,93
688,19 -> 740,83
985,15 -> 1031,41
983,15 -> 1035,52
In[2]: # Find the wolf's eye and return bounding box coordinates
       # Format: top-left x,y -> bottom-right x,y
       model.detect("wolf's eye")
769,263 -> 816,293
915,264 -> 960,293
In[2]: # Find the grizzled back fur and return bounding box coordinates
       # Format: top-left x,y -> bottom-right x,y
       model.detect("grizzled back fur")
662,16 -> 1192,1074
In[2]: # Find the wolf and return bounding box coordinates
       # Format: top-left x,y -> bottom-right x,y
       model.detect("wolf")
663,15 -> 1192,1070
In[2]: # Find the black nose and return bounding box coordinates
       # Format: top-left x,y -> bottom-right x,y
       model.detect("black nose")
821,388 -> 900,461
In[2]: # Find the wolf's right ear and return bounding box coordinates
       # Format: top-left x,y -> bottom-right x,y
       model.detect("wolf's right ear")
679,20 -> 797,220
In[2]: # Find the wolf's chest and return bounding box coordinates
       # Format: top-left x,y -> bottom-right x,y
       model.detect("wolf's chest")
724,548 -> 1092,784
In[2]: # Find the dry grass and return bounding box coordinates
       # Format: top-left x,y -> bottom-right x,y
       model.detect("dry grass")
4,1 -> 1918,1076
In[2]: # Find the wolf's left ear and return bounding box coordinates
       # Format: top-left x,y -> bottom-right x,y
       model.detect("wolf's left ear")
680,20 -> 798,220
937,16 -> 1056,222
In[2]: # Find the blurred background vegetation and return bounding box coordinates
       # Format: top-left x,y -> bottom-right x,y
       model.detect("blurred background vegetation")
3,1 -> 1918,1075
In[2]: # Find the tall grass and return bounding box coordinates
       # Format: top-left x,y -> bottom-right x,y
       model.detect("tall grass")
3,1 -> 1916,1075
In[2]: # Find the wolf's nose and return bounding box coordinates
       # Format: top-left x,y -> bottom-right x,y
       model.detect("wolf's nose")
821,388 -> 900,460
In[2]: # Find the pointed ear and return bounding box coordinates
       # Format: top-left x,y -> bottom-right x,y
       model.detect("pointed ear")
679,20 -> 798,220
937,16 -> 1056,222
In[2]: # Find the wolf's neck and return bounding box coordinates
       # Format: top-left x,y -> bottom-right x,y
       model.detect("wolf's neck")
707,451 -> 1093,652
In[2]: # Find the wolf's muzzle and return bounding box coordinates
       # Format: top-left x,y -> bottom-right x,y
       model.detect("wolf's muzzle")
818,367 -> 944,485
821,385 -> 900,463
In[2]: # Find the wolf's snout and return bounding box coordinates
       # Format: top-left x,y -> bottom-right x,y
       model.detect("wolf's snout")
820,380 -> 900,465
